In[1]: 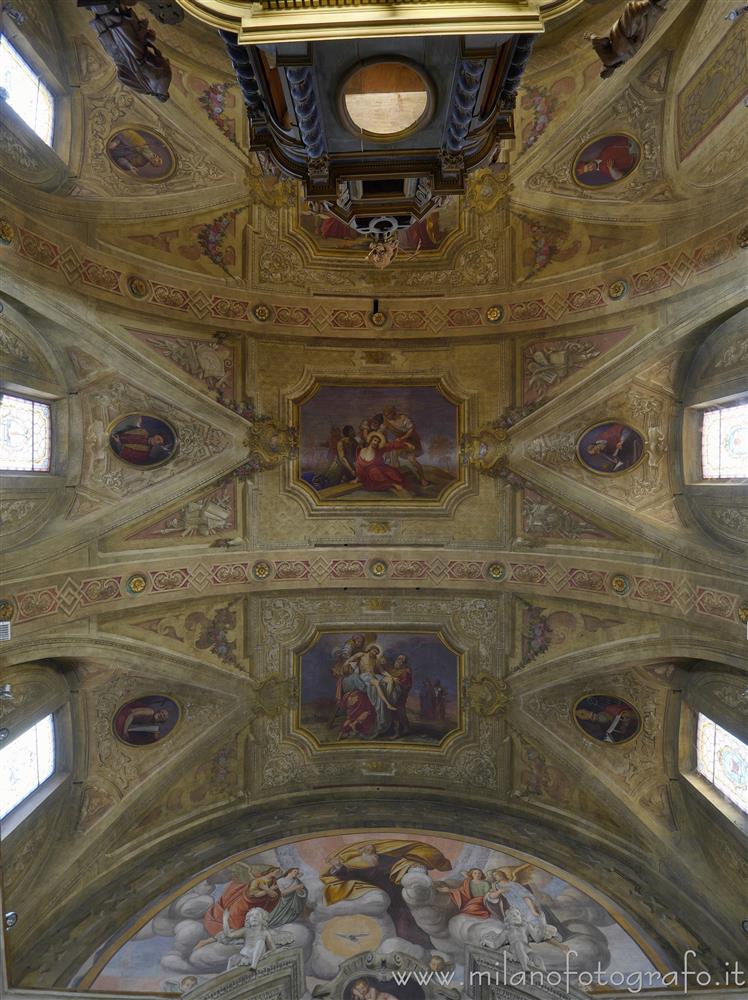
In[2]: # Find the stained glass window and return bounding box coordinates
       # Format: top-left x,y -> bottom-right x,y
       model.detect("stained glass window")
697,713 -> 748,814
0,394 -> 51,471
0,714 -> 55,820
0,34 -> 54,145
702,402 -> 748,479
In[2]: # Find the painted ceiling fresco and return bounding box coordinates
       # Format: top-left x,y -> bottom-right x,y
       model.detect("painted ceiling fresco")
0,1 -> 746,999
79,832 -> 667,996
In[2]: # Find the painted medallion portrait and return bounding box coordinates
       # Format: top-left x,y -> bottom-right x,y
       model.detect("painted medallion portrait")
109,413 -> 177,469
113,695 -> 180,746
576,421 -> 645,474
106,127 -> 176,181
298,630 -> 460,746
572,133 -> 641,188
573,694 -> 641,745
297,384 -> 461,503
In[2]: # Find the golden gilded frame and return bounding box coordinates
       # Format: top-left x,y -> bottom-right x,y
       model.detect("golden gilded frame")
175,0 -> 588,43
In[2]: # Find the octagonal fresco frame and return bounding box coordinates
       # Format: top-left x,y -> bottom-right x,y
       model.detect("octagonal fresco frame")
294,627 -> 464,751
288,376 -> 471,514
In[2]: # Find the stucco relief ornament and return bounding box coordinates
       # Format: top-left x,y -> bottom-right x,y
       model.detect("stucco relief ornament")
368,559 -> 388,578
126,275 -> 149,298
487,562 -> 507,581
252,560 -> 271,580
125,573 -> 147,594
461,425 -> 510,477
235,416 -> 297,478
466,674 -> 509,718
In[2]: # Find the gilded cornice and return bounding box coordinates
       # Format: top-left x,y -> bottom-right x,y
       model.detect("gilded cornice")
175,0 -> 587,42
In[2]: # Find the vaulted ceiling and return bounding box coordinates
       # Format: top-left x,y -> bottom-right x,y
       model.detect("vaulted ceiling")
0,1 -> 746,998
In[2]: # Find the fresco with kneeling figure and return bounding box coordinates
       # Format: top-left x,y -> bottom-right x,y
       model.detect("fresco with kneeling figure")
78,832 -> 668,996
296,385 -> 461,503
298,630 -> 460,746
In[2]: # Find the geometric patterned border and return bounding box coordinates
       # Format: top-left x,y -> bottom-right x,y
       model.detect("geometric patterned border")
2,213 -> 743,334
7,552 -> 742,629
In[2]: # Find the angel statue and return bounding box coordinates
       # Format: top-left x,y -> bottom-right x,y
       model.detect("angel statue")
79,1 -> 172,100
587,0 -> 668,79
366,232 -> 421,270
222,907 -> 293,971
481,907 -> 547,974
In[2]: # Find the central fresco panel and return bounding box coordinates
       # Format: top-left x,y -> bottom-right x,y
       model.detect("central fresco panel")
79,831 -> 666,997
298,629 -> 461,747
295,383 -> 463,504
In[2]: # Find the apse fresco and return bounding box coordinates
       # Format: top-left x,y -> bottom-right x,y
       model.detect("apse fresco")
79,832 -> 667,996
297,385 -> 461,503
297,630 -> 460,746
298,198 -> 460,253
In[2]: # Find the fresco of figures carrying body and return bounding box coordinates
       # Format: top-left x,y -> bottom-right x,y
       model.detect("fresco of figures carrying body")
80,832 -> 666,997
298,631 -> 460,746
297,385 -> 461,503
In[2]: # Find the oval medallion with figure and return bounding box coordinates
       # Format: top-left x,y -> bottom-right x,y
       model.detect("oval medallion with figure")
576,421 -> 645,474
108,413 -> 177,469
573,694 -> 641,745
106,126 -> 176,181
113,695 -> 180,746
573,133 -> 641,188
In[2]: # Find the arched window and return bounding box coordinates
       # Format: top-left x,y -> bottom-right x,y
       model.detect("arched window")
0,393 -> 52,471
701,400 -> 748,479
0,34 -> 54,145
696,713 -> 748,815
0,714 -> 55,820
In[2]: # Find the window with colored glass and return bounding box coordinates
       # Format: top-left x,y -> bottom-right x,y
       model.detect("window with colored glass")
0,34 -> 54,145
696,713 -> 748,814
701,402 -> 748,479
0,394 -> 51,471
0,714 -> 56,819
